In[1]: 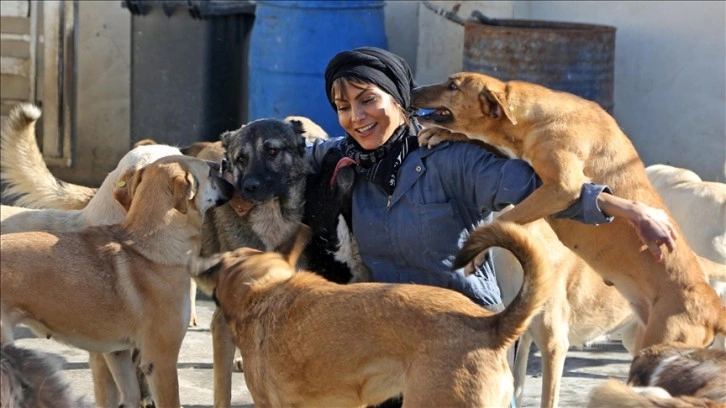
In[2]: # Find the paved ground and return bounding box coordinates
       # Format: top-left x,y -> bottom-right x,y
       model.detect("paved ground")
12,295 -> 632,408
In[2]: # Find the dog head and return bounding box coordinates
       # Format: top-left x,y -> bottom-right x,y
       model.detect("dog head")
189,224 -> 311,311
114,155 -> 233,219
220,119 -> 310,204
411,72 -> 518,136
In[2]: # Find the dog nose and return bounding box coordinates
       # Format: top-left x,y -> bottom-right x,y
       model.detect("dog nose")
243,177 -> 261,192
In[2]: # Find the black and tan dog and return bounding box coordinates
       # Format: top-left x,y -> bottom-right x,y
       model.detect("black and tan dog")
411,72 -> 726,350
191,221 -> 552,408
588,344 -> 726,407
1,155 -> 233,408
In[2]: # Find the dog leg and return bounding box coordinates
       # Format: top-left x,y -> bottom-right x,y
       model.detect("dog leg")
212,308 -> 237,408
497,180 -> 587,227
513,332 -> 533,407
102,350 -> 141,407
539,320 -> 570,408
139,342 -> 182,407
90,352 -> 121,407
189,279 -> 198,327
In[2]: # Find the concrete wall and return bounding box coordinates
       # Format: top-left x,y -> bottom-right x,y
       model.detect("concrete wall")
409,1 -> 725,182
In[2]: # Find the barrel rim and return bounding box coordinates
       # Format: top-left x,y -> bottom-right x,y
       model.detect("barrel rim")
465,18 -> 616,33
257,0 -> 385,10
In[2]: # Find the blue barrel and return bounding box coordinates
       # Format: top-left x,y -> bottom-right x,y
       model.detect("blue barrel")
464,19 -> 616,113
248,1 -> 387,137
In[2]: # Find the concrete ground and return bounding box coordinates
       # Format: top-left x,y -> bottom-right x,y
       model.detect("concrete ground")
12,295 -> 632,408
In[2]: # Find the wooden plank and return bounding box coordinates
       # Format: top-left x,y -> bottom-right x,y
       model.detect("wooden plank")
0,1 -> 30,18
0,74 -> 30,100
0,56 -> 30,76
0,39 -> 30,58
0,16 -> 30,35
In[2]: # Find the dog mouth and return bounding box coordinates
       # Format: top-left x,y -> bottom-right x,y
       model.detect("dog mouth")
416,107 -> 453,123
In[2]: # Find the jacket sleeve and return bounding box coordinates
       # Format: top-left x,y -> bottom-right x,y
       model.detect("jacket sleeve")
449,142 -> 613,225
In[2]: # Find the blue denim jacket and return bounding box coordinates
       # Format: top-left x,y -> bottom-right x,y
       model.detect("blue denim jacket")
308,137 -> 612,307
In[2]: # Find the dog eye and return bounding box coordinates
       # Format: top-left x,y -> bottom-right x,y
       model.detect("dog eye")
268,148 -> 278,157
236,156 -> 247,166
448,82 -> 458,91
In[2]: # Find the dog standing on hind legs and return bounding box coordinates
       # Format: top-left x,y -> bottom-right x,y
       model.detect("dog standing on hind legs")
411,72 -> 726,350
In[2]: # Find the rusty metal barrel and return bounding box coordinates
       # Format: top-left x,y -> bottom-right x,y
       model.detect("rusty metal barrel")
464,18 -> 616,113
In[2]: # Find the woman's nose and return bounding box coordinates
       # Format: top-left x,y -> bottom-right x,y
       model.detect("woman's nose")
351,104 -> 365,121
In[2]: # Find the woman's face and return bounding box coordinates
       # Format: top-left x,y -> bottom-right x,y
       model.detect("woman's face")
332,79 -> 406,151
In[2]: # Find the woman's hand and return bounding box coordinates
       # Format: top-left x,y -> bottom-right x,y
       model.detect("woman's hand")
597,193 -> 677,261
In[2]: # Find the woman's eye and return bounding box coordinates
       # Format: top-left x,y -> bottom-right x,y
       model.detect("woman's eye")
336,105 -> 350,112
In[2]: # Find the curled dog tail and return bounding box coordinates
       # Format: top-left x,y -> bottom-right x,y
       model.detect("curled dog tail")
1,103 -> 94,210
462,221 -> 552,350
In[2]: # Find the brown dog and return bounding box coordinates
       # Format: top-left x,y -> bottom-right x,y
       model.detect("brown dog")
411,72 -> 726,350
1,155 -> 233,408
191,221 -> 552,408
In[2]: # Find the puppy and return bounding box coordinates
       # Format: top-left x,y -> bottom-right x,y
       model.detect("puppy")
411,72 -> 726,349
1,155 -> 233,408
0,344 -> 92,408
191,220 -> 552,408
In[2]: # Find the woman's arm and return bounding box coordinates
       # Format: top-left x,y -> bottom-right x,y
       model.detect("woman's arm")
597,193 -> 677,261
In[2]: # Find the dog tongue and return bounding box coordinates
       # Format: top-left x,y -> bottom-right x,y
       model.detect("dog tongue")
330,157 -> 357,189
229,191 -> 255,217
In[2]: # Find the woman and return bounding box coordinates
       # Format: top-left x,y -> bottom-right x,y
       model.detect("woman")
308,46 -> 675,310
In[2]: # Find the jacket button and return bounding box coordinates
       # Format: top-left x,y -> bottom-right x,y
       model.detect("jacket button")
415,165 -> 422,172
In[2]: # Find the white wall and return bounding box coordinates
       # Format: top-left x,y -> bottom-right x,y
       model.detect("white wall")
405,1 -> 725,182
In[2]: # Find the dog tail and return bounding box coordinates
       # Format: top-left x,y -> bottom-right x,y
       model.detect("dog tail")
462,221 -> 552,349
587,379 -> 721,408
1,103 -> 95,210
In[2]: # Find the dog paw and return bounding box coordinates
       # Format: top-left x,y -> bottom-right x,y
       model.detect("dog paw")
233,356 -> 244,372
140,397 -> 156,408
189,315 -> 198,327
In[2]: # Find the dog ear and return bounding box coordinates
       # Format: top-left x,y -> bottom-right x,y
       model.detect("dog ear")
114,165 -> 146,211
275,223 -> 312,267
172,172 -> 197,215
479,87 -> 518,126
287,119 -> 308,154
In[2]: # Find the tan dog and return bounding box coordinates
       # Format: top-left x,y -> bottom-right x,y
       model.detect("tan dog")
411,72 -> 726,349
485,211 -> 634,408
1,155 -> 233,408
191,221 -> 553,408
0,103 -> 183,407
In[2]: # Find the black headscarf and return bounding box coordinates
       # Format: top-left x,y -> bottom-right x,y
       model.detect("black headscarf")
324,47 -> 418,117
324,47 -> 420,195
